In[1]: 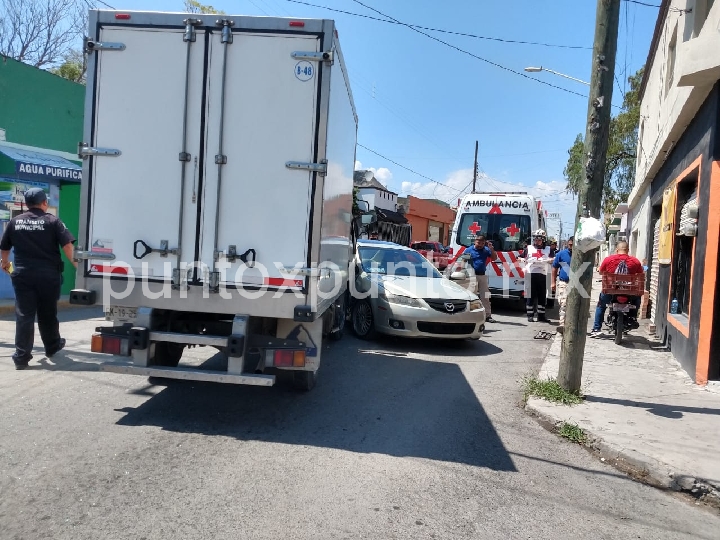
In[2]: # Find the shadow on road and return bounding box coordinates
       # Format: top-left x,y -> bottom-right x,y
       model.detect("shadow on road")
115,339 -> 517,472
363,334 -> 504,357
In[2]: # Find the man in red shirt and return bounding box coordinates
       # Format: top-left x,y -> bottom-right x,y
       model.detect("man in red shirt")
590,241 -> 643,337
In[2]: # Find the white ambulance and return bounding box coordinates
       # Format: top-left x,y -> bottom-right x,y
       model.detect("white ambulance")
447,192 -> 547,300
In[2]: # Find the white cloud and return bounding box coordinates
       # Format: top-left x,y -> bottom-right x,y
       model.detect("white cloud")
371,167 -> 393,184
402,168 -> 474,205
355,162 -> 394,188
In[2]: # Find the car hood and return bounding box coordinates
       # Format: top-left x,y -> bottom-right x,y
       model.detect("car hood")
376,275 -> 476,301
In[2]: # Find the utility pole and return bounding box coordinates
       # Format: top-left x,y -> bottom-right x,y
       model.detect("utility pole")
472,140 -> 478,193
558,0 -> 620,393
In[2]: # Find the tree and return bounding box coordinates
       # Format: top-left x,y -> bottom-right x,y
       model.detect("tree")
352,187 -> 361,215
0,0 -> 84,69
49,48 -> 86,83
563,67 -> 644,219
184,0 -> 224,14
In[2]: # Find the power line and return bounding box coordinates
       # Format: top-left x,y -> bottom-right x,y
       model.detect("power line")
358,144 -> 467,193
349,1 -> 589,101
622,0 -> 661,6
82,0 -> 117,10
285,0 -> 590,50
622,0 -> 690,12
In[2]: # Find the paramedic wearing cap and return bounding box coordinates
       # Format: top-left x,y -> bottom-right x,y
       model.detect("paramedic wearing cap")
0,188 -> 77,370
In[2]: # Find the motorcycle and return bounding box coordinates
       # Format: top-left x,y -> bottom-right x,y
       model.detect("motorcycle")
601,273 -> 645,344
604,293 -> 641,344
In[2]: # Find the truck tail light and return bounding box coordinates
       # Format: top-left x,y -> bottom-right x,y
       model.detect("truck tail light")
115,14 -> 131,20
273,350 -> 306,367
91,333 -> 129,355
289,21 -> 305,27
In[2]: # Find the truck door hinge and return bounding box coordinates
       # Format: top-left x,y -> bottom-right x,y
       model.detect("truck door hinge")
183,18 -> 202,42
84,38 -> 126,53
216,19 -> 235,44
291,51 -> 333,64
286,160 -> 327,175
78,143 -> 121,159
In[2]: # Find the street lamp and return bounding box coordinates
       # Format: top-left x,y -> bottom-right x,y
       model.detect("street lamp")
524,66 -> 590,86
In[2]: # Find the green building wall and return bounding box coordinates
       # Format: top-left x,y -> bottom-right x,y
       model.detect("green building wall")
0,57 -> 85,295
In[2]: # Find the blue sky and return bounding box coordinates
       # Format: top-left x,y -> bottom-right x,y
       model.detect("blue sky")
104,0 -> 657,238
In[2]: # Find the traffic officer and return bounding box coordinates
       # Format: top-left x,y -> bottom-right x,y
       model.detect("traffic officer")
0,188 -> 77,369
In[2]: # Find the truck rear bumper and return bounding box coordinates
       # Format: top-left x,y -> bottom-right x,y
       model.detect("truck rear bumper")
102,362 -> 275,386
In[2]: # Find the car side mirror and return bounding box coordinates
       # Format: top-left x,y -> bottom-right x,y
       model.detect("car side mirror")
450,271 -> 467,281
460,253 -> 472,261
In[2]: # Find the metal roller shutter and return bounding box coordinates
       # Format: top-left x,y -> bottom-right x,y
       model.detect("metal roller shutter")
650,219 -> 660,323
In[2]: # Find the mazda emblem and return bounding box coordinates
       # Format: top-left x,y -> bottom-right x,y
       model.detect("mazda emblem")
444,302 -> 455,312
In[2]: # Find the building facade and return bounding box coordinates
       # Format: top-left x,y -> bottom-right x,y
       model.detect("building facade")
0,57 -> 84,298
626,0 -> 720,384
397,196 -> 456,246
353,171 -> 411,245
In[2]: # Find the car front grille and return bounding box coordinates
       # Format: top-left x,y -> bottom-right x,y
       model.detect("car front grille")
424,299 -> 467,314
417,322 -> 477,335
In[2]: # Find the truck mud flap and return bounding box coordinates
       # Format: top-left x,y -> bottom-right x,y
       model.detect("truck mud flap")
101,362 -> 275,386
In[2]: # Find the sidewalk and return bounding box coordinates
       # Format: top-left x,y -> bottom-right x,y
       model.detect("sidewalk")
526,276 -> 720,505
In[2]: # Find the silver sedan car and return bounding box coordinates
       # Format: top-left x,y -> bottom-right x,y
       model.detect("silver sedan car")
350,240 -> 486,340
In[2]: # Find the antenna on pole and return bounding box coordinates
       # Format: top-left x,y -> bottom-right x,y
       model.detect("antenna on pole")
472,140 -> 478,194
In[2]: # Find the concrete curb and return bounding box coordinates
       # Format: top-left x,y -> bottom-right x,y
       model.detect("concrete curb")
525,335 -> 720,509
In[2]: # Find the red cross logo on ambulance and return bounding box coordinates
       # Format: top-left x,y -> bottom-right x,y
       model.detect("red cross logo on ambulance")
468,222 -> 482,236
505,223 -> 520,237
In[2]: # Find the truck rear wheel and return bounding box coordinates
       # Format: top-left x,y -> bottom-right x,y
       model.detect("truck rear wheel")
293,370 -> 317,391
153,342 -> 185,367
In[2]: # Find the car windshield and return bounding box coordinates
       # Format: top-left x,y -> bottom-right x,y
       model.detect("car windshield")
359,246 -> 442,278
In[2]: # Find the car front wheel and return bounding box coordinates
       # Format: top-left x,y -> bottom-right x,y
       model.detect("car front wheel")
351,300 -> 376,340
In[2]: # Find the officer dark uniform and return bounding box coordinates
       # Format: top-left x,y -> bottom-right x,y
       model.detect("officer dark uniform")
0,188 -> 76,369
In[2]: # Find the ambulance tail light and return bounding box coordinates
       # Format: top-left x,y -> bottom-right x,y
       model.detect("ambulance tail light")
91,333 -> 130,356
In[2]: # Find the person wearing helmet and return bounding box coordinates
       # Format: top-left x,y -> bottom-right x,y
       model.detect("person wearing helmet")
519,229 -> 552,322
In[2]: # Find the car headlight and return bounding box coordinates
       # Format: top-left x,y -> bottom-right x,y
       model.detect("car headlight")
382,290 -> 423,308
470,299 -> 483,311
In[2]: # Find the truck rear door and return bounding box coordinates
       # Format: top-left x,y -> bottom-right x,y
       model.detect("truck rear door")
200,32 -> 321,290
86,26 -> 205,280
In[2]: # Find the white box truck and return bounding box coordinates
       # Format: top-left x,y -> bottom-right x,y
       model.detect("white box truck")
70,10 -> 361,390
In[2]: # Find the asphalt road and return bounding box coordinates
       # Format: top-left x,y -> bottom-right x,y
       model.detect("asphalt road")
1,302 -> 718,540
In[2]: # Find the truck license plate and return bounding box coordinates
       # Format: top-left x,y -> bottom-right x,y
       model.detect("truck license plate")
105,306 -> 137,321
612,303 -> 630,313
